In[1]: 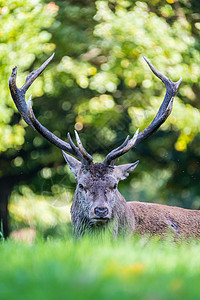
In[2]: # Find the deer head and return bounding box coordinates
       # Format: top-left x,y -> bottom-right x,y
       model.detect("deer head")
62,148 -> 139,226
9,53 -> 182,235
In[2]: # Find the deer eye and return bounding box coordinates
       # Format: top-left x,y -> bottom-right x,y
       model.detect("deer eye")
79,184 -> 84,191
113,183 -> 117,190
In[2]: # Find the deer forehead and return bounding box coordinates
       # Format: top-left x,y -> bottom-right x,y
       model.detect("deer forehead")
79,163 -> 116,185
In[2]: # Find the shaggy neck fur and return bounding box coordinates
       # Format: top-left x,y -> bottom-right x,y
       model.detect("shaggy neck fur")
71,189 -> 135,238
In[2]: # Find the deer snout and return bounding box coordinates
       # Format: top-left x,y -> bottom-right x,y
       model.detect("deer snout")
94,207 -> 109,219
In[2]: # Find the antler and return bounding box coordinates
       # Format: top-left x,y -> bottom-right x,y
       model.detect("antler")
9,54 -> 93,165
9,54 -> 181,168
103,57 -> 182,166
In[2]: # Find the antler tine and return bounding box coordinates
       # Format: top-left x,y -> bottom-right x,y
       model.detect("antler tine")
22,53 -> 55,92
9,53 -> 55,129
103,135 -> 130,166
67,132 -> 80,154
111,135 -> 130,153
74,130 -> 93,163
104,129 -> 139,166
9,66 -> 34,128
134,57 -> 182,146
104,57 -> 182,166
66,131 -> 93,164
27,96 -> 77,156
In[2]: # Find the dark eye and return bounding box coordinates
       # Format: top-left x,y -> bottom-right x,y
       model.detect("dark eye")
113,183 -> 117,190
79,184 -> 84,191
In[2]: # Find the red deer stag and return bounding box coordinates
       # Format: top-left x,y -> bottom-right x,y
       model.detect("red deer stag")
10,54 -> 200,238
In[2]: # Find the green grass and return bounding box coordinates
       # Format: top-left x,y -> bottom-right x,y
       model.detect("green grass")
1,235 -> 200,300
0,221 -> 4,241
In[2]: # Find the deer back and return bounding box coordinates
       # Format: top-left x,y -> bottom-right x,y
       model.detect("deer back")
129,201 -> 200,237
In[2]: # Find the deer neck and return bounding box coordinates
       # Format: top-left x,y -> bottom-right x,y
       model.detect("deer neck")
112,191 -> 136,235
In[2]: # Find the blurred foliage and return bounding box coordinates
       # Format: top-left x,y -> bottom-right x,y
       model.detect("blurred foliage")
9,186 -> 72,236
0,0 -> 200,233
0,222 -> 4,240
0,0 -> 57,152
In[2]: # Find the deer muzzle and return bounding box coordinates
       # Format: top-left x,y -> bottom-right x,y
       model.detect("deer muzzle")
94,207 -> 109,220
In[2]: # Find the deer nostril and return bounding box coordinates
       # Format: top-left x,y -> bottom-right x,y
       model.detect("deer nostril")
94,207 -> 109,218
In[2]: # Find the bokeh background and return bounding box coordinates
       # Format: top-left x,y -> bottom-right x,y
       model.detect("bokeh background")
0,0 -> 200,239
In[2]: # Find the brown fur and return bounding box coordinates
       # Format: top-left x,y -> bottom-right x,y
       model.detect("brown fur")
129,201 -> 200,237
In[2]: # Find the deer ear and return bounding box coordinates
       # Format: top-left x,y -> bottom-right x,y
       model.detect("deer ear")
114,160 -> 139,181
62,151 -> 81,178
